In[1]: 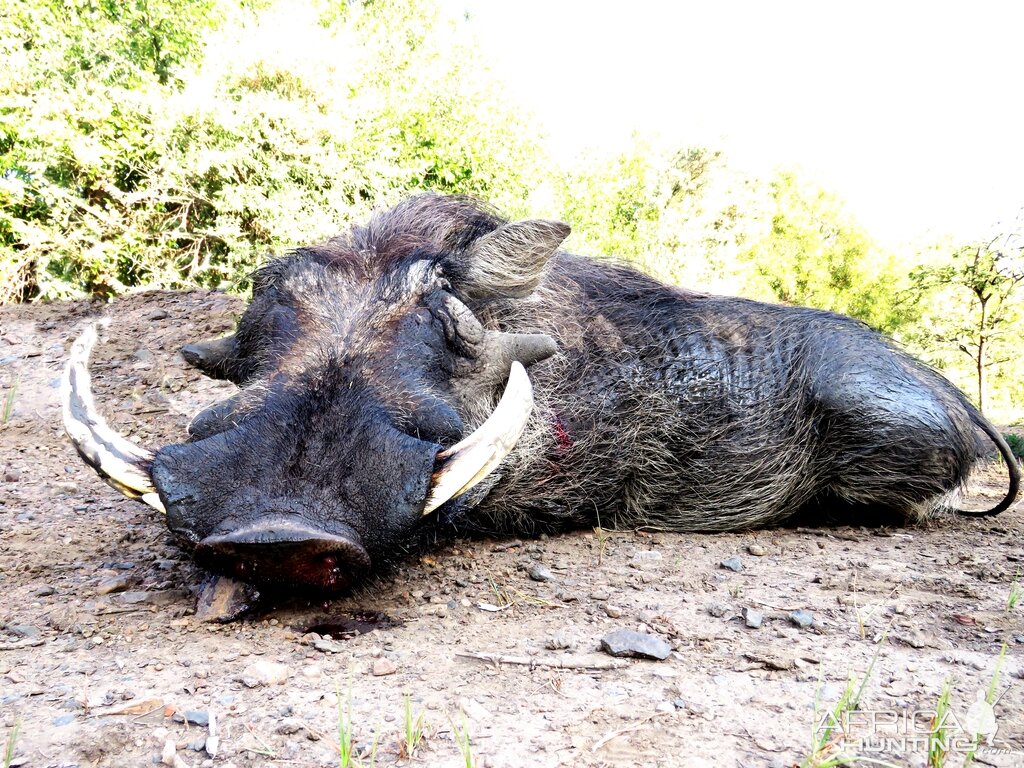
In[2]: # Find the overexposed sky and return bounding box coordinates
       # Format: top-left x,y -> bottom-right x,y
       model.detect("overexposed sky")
443,1 -> 1023,247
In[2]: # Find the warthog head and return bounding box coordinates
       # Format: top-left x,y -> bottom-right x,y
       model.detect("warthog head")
63,196 -> 569,591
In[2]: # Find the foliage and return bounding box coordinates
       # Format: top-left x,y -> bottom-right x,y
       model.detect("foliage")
0,0 -> 545,301
903,225 -> 1024,414
1003,433 -> 1024,463
737,172 -> 913,334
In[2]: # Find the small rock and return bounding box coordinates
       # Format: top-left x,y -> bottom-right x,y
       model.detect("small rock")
3,469 -> 20,483
555,590 -> 578,602
275,718 -> 305,735
5,625 -> 40,639
195,575 -> 258,623
528,563 -> 555,582
301,664 -> 322,679
114,589 -> 190,606
162,739 -> 177,766
707,602 -> 729,618
146,309 -> 170,321
720,556 -> 743,572
52,481 -> 78,494
631,550 -> 663,565
313,637 -> 346,654
789,610 -> 814,629
240,660 -> 289,687
544,634 -> 575,650
590,590 -> 610,601
602,604 -> 623,619
33,585 -> 57,597
97,574 -> 134,595
747,543 -> 766,556
372,658 -> 397,676
600,629 -> 671,660
172,710 -> 210,727
742,607 -> 763,629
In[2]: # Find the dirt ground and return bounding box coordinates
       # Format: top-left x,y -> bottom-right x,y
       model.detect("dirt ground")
1,291 -> 1022,768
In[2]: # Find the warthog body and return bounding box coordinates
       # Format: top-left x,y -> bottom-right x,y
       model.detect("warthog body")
64,194 -> 1020,590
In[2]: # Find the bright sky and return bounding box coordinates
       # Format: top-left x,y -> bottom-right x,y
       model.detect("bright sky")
443,1 -> 1024,248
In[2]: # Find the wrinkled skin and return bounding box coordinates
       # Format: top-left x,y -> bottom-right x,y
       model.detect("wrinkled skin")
66,195 -> 1020,592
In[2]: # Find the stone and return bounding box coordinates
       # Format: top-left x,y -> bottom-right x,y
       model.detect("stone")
96,574 -> 134,595
528,563 -> 555,582
789,610 -> 814,629
707,602 -> 729,618
742,607 -> 763,629
600,629 -> 671,660
172,710 -> 210,727
195,575 -> 258,623
747,543 -> 767,556
240,660 -> 289,687
720,556 -> 743,572
372,658 -> 397,676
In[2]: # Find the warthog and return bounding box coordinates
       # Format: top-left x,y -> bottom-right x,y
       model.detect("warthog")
64,194 -> 1020,591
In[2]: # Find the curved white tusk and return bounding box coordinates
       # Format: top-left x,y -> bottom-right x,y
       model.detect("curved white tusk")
62,321 -> 165,513
423,361 -> 534,515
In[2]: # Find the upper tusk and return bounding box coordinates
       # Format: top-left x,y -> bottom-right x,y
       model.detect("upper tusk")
62,321 -> 165,513
422,361 -> 534,515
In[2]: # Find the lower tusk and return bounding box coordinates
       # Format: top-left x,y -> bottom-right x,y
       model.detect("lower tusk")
422,361 -> 534,515
62,321 -> 165,513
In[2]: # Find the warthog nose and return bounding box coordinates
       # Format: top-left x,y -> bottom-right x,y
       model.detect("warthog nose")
194,518 -> 371,592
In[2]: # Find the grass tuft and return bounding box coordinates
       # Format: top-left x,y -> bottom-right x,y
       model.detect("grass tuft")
451,713 -> 475,768
401,695 -> 427,760
927,680 -> 953,767
1,377 -> 18,424
3,719 -> 20,768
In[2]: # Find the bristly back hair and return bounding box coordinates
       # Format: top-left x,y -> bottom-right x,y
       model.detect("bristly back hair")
249,194 -> 508,290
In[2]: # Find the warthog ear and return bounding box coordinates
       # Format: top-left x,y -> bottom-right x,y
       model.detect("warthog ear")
459,219 -> 570,300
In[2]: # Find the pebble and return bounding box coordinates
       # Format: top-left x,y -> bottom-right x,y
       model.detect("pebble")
747,544 -> 766,556
301,664 -> 322,679
707,602 -> 729,618
544,633 -> 575,650
590,590 -> 610,601
275,718 -> 305,735
172,710 -> 210,727
161,739 -> 177,766
789,610 -> 814,628
528,563 -> 556,582
3,469 -> 20,483
313,637 -> 346,654
195,575 -> 258,623
5,625 -> 40,639
372,658 -> 397,676
602,604 -> 623,618
720,556 -> 743,572
146,309 -> 171,321
96,574 -> 134,595
32,585 -> 56,597
600,629 -> 672,660
742,607 -> 763,629
52,481 -> 78,494
240,660 -> 289,687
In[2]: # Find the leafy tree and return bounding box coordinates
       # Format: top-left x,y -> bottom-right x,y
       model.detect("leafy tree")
738,172 -> 911,333
0,0 -> 546,301
906,226 -> 1024,413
